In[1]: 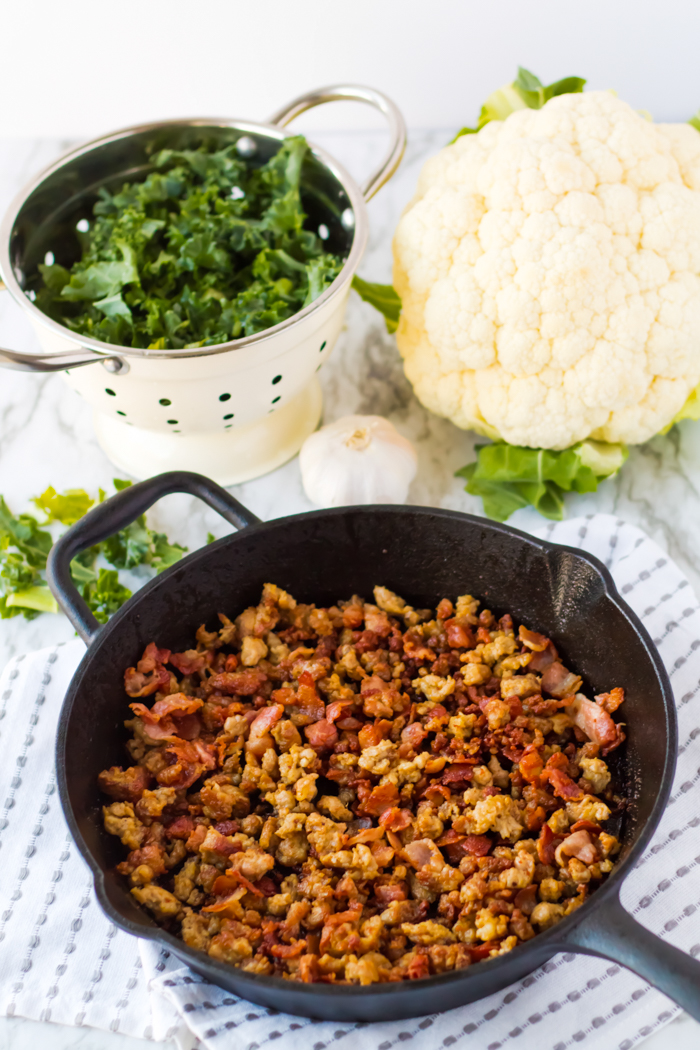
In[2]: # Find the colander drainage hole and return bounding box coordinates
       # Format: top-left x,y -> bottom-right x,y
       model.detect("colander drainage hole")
117,410 -> 126,417
159,398 -> 171,406
319,341 -> 326,353
271,396 -> 281,404
167,419 -> 179,425
219,393 -> 231,402
105,388 -> 116,396
223,413 -> 234,420
272,375 -> 282,385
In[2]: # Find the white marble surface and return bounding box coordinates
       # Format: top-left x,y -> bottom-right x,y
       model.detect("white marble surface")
0,131 -> 699,1049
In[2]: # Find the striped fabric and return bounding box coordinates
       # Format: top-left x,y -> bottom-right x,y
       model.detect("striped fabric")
0,515 -> 698,1050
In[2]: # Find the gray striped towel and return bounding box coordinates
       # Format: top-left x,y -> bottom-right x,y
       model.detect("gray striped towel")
0,514 -> 698,1050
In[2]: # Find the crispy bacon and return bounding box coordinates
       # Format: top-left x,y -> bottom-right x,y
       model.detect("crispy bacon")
325,698 -> 355,724
403,838 -> 444,870
207,669 -> 267,696
401,722 -> 427,750
156,739 -> 215,790
518,745 -> 544,783
98,765 -> 150,802
541,661 -> 582,699
124,643 -> 172,697
379,806 -> 413,832
165,815 -> 195,840
518,625 -> 549,651
305,718 -> 338,750
442,763 -> 474,785
246,703 -> 284,757
346,826 -> 385,845
407,952 -> 430,979
169,649 -> 214,675
130,693 -> 204,741
361,782 -> 399,816
556,829 -> 598,866
462,834 -> 493,857
445,619 -> 475,649
117,842 -> 167,877
545,767 -> 584,801
537,823 -> 563,866
527,641 -> 558,673
567,694 -> 625,753
594,687 -> 625,715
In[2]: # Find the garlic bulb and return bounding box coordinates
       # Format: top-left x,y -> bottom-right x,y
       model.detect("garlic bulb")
300,415 -> 417,507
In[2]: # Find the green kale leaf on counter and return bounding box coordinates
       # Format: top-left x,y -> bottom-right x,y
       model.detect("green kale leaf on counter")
34,136 -> 345,349
0,481 -> 188,622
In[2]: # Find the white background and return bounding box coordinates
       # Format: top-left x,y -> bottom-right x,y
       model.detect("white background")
2,0 -> 700,138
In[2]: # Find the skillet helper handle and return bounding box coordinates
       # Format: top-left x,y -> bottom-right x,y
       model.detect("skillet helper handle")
46,470 -> 261,645
267,84 -> 406,201
565,891 -> 700,1021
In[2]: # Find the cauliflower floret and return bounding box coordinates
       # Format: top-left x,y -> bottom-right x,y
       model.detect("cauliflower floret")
475,909 -> 509,942
412,674 -> 456,702
358,739 -> 399,775
393,90 -> 700,450
579,756 -> 611,793
401,920 -> 456,945
566,795 -> 611,823
278,744 -> 318,785
465,794 -> 524,841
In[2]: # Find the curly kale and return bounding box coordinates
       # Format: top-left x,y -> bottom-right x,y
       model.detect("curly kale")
35,136 -> 345,349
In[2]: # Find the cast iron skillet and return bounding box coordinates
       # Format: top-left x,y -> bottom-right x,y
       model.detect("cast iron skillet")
47,471 -> 700,1022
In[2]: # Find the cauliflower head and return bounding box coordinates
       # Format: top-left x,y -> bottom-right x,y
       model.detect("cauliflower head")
393,91 -> 700,449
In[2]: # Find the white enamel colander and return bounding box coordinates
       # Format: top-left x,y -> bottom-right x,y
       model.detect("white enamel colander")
0,86 -> 406,484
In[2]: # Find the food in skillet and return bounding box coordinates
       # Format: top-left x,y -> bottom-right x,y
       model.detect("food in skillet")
100,584 -> 626,984
34,136 -> 345,350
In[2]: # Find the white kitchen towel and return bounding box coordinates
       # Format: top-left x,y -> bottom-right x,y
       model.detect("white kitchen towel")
0,514 -> 698,1050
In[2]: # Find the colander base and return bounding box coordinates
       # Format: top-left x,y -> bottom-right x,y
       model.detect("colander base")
92,377 -> 322,485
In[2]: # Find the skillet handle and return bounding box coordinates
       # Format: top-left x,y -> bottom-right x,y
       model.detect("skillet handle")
563,889 -> 700,1020
46,470 -> 260,645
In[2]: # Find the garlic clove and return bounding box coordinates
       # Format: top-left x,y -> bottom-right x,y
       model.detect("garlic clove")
299,414 -> 417,508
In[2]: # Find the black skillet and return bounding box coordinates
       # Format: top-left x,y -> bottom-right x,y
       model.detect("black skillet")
47,471 -> 700,1022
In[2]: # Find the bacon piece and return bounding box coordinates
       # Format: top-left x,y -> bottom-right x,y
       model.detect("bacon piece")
401,722 -> 427,750
442,763 -> 474,785
594,687 -> 625,715
156,740 -> 212,790
361,783 -> 399,817
271,940 -> 306,958
292,671 -> 325,722
124,643 -> 172,697
527,641 -> 558,673
462,834 -> 492,857
207,669 -> 268,696
358,720 -> 391,749
245,703 -> 284,757
374,879 -> 409,905
436,599 -> 454,621
518,745 -> 544,783
215,820 -> 239,836
537,823 -> 563,866
98,765 -> 151,802
445,619 -> 475,649
402,630 -> 435,662
185,824 -> 207,852
570,820 -> 602,837
435,829 -> 464,847
165,815 -> 195,840
346,826 -> 385,845
541,662 -> 582,699
298,954 -> 321,982
169,649 -> 214,675
469,942 -> 499,962
211,874 -> 241,897
379,807 -> 413,832
407,952 -> 430,979
545,767 -> 584,801
555,829 -> 599,866
518,625 -> 549,651
514,884 -> 538,916
325,699 -> 355,724
225,869 -> 264,897
305,719 -> 338,750
130,693 -> 204,740
202,893 -> 243,917
567,694 -> 625,754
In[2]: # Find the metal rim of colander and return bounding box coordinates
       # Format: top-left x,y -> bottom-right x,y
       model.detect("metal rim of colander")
0,116 -> 369,361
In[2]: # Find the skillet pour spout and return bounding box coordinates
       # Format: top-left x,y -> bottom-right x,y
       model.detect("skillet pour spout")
48,471 -> 700,1021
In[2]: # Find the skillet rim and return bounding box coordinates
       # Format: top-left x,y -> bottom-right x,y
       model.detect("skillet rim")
55,504 -> 678,1002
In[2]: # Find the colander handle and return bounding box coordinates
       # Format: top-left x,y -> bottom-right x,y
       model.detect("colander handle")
47,470 -> 260,644
267,84 -> 406,201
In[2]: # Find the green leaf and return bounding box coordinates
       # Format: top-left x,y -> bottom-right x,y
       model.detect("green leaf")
660,382 -> 700,434
101,519 -> 152,570
113,478 -> 133,491
83,568 -> 132,625
5,585 -> 58,614
35,135 -> 345,351
206,531 -> 216,544
456,440 -> 627,522
351,275 -> 402,334
690,111 -> 700,133
451,67 -> 586,142
32,485 -> 94,525
150,533 -> 187,573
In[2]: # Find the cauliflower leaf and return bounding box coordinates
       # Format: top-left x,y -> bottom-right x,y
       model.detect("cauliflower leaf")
351,275 -> 402,333
457,441 -> 627,522
451,67 -> 586,142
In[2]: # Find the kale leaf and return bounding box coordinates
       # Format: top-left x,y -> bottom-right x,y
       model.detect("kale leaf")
34,136 -> 345,349
0,481 -> 188,623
